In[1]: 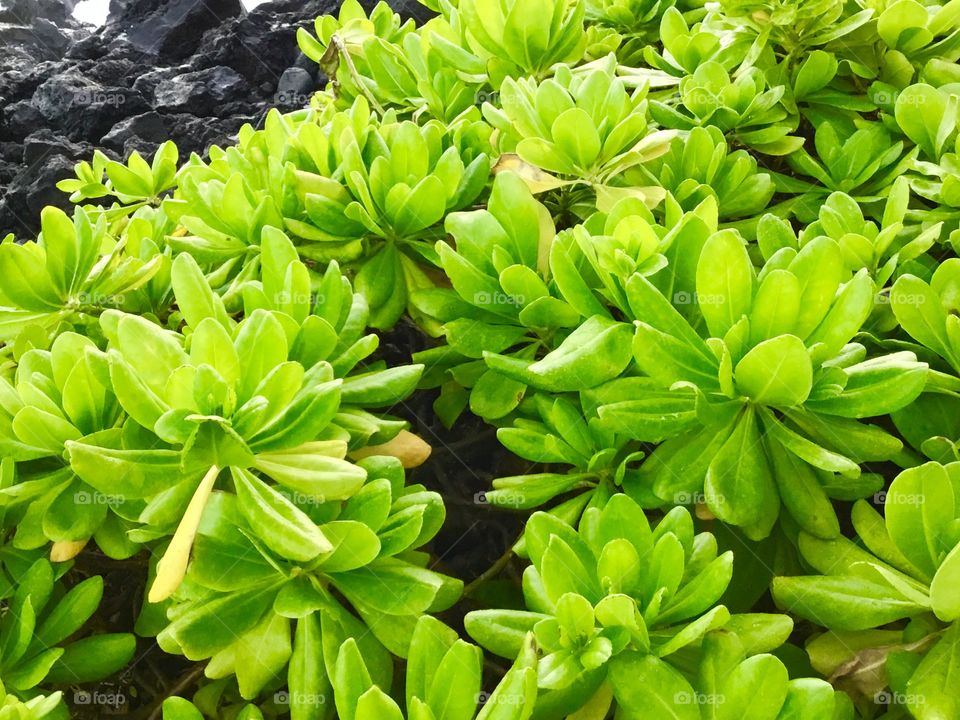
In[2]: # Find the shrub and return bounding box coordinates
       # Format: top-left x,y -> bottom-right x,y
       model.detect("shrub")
4,0 -> 960,717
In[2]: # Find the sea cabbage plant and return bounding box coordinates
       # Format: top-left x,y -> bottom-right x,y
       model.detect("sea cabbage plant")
628,125 -> 776,220
154,454 -> 460,701
4,0 -> 960,717
481,57 -> 673,213
600,230 -> 928,539
0,206 -> 165,344
0,558 -> 134,710
0,333 -> 134,561
63,228 -> 425,608
773,462 -> 960,719
650,62 -> 803,155
464,495 -> 845,717
432,0 -> 589,84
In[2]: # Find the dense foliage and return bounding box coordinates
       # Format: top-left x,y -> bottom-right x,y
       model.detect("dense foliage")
2,0 -> 960,717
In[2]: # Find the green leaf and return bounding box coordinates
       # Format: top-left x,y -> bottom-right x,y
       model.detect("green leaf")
67,441 -> 185,499
734,335 -> 812,407
33,575 -> 103,649
463,610 -> 544,660
715,654 -> 788,720
906,621 -> 960,720
704,407 -> 778,536
891,274 -> 954,366
552,108 -> 602,170
172,253 -> 231,330
163,698 -> 205,720
885,462 -> 955,579
771,575 -> 925,630
787,238 -> 843,341
697,229 -> 754,338
805,353 -> 927,418
232,466 -> 333,562
45,633 -> 136,684
609,652 -> 701,719
356,688 -> 404,720
520,316 -> 634,391
476,633 -> 538,720
766,436 -> 839,540
895,84 -> 950,159
288,614 -> 331,720
425,640 -> 482,720
329,560 -> 454,615
333,638 -> 374,720
930,540 -> 960,621
234,612 -> 292,699
253,444 -> 366,501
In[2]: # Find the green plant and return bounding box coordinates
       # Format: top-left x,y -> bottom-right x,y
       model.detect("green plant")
0,685 -> 61,720
773,462 -> 960,717
6,0 -> 960,717
586,0 -> 677,40
162,696 -> 268,720
413,171 -> 595,425
877,0 -> 960,65
0,559 -> 134,704
0,206 -> 165,344
0,333 -> 132,560
56,142 -> 179,212
711,0 -> 874,59
603,230 -> 927,539
154,454 -> 459,700
650,61 -> 803,155
644,8 -> 748,76
481,393 -> 645,521
891,257 -> 960,375
435,0 -> 589,84
465,495 -> 839,717
482,57 -> 672,213
628,125 -> 776,219
65,229 -> 424,604
325,616 -> 537,720
293,113 -> 490,328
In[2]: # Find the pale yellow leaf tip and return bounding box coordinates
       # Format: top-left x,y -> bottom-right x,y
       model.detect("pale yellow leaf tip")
351,430 -> 432,469
149,464 -> 220,603
51,539 -> 88,562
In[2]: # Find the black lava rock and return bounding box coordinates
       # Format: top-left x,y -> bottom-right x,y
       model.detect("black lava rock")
0,0 -> 435,238
105,0 -> 244,61
154,66 -> 247,114
101,111 -> 168,155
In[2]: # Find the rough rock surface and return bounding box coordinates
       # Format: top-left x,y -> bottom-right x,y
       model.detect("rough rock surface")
0,0 -> 433,237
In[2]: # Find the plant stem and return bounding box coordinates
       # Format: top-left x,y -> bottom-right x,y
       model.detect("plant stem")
463,542 -> 518,597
